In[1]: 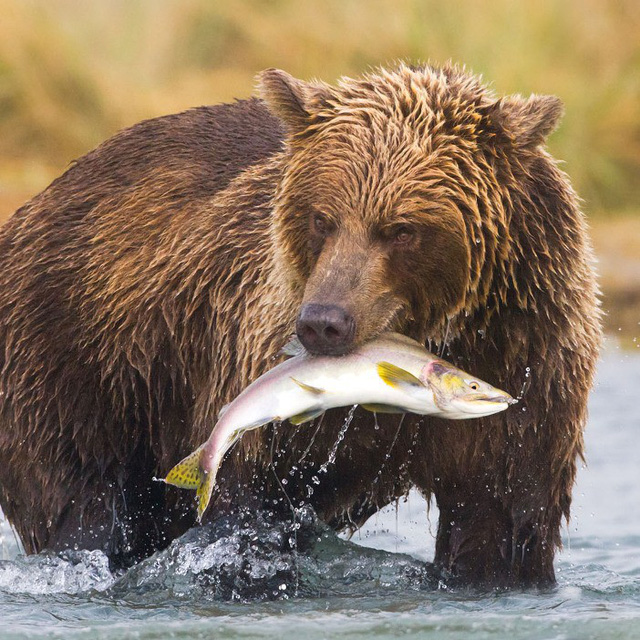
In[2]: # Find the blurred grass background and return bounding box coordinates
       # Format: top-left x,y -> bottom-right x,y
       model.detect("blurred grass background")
0,0 -> 638,335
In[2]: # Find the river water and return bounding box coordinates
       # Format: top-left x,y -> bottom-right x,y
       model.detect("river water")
1,340 -> 638,639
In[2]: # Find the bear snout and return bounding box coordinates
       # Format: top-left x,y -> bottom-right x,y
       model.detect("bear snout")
296,303 -> 356,355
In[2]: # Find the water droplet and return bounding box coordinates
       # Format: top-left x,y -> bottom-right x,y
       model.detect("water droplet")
319,404 -> 357,473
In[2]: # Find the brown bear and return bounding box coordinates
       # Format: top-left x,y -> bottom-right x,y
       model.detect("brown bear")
0,63 -> 601,587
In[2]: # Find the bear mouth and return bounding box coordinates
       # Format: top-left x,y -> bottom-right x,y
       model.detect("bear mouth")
294,300 -> 414,357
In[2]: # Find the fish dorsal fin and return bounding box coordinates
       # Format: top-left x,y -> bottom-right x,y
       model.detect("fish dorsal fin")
288,407 -> 325,425
362,403 -> 406,414
281,335 -> 305,357
163,443 -> 206,489
290,377 -> 325,395
377,361 -> 425,390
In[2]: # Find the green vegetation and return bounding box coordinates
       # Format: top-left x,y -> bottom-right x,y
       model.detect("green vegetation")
0,0 -> 638,217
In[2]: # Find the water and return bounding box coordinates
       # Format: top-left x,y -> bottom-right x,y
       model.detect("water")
1,342 -> 639,639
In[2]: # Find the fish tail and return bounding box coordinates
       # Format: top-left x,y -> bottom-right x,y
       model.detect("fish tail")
163,443 -> 206,489
163,443 -> 219,521
196,471 -> 215,523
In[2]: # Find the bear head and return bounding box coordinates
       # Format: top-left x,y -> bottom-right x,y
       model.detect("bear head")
259,63 -> 563,354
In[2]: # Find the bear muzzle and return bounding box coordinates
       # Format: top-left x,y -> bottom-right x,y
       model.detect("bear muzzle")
296,303 -> 356,355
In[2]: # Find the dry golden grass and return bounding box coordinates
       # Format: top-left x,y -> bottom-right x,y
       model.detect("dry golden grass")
0,0 -> 639,218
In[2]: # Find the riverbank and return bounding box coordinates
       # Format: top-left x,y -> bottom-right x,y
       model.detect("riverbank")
590,215 -> 640,343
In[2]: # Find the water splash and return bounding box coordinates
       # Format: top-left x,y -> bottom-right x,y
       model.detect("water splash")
109,508 -> 304,603
318,404 -> 358,475
269,424 -> 301,597
105,506 -> 435,603
0,549 -> 114,595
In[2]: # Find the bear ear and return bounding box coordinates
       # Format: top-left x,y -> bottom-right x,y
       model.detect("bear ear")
257,68 -> 330,134
486,94 -> 564,149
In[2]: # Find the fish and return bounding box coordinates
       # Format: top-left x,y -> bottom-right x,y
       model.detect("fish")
159,332 -> 516,521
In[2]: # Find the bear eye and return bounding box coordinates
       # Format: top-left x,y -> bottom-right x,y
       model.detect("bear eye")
468,381 -> 480,390
312,213 -> 334,237
392,225 -> 415,245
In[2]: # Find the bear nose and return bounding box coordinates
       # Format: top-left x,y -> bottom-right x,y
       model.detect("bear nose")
296,304 -> 356,355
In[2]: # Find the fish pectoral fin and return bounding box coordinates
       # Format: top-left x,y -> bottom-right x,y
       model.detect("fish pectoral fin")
281,335 -> 305,357
377,361 -> 425,390
288,408 -> 325,425
164,443 -> 206,489
362,403 -> 406,414
290,377 -> 325,395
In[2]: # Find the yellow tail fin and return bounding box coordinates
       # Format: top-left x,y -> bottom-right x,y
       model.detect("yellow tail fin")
164,444 -> 206,489
196,471 -> 214,523
163,443 -> 216,522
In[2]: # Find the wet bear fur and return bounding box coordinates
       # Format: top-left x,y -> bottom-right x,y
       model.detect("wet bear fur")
0,63 -> 601,587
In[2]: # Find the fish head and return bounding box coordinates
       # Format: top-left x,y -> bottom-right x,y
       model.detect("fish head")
421,360 -> 516,418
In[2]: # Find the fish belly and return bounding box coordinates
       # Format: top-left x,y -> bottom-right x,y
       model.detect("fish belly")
325,367 -> 440,416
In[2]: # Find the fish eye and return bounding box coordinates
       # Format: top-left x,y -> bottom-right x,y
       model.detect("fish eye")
468,381 -> 480,390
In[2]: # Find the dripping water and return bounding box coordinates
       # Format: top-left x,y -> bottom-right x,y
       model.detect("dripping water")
297,413 -> 326,464
372,413 -> 406,487
269,422 -> 299,597
439,318 -> 452,358
516,366 -> 532,402
318,404 -> 358,475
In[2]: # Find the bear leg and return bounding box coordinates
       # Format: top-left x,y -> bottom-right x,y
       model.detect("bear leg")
431,485 -> 558,589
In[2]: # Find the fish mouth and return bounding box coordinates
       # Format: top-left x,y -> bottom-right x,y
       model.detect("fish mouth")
452,393 -> 517,417
475,395 -> 517,405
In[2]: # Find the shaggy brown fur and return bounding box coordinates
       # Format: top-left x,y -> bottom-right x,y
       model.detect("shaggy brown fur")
0,63 -> 600,586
